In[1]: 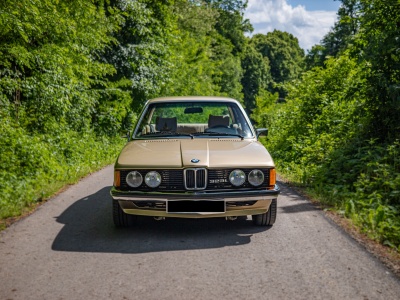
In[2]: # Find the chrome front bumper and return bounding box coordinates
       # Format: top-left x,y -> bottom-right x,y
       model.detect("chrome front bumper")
110,185 -> 280,218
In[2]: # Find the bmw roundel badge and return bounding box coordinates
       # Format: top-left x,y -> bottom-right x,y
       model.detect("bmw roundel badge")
191,158 -> 200,163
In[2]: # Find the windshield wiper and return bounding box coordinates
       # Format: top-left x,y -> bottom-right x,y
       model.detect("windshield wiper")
193,132 -> 244,140
141,132 -> 194,139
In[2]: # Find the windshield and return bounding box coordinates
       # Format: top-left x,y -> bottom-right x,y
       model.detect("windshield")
134,101 -> 254,139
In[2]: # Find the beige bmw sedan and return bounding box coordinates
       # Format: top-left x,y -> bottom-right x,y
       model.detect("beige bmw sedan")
111,96 -> 280,227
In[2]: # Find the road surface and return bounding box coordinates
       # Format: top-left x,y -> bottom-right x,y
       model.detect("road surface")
1,165 -> 399,299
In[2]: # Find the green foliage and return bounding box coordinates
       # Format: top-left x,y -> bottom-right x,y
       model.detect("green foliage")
162,24 -> 217,95
0,0 -> 132,222
240,43 -> 271,112
160,0 -> 247,101
347,141 -> 400,248
204,0 -> 252,54
322,0 -> 360,58
101,0 -> 175,108
255,25 -> 400,250
161,1 -> 219,96
305,0 -> 361,69
1,0 -> 277,224
251,30 -> 305,97
0,120 -> 124,219
251,89 -> 278,126
306,0 -> 400,143
354,0 -> 400,142
264,54 -> 368,184
0,0 -> 122,133
211,34 -> 244,101
305,44 -> 327,70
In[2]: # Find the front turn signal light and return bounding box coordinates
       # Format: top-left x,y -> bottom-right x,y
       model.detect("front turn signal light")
269,168 -> 276,186
114,171 -> 120,187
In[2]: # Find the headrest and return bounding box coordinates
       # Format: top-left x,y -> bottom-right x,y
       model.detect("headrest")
156,117 -> 177,131
208,115 -> 230,128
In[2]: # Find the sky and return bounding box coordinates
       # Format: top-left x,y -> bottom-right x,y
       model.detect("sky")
244,0 -> 341,51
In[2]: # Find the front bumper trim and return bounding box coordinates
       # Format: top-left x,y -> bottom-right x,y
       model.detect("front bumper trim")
110,185 -> 280,202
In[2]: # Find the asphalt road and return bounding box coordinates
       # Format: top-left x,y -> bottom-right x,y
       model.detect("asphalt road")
1,165 -> 400,300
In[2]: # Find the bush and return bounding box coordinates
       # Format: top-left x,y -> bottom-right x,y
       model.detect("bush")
255,55 -> 400,251
0,121 -> 124,220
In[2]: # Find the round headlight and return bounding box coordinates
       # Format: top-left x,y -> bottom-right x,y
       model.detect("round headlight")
229,169 -> 246,186
248,169 -> 264,186
145,171 -> 161,188
126,171 -> 143,188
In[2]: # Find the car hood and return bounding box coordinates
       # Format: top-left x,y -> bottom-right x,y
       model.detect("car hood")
116,138 -> 274,168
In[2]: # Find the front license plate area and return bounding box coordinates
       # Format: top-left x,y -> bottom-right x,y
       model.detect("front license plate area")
167,200 -> 225,213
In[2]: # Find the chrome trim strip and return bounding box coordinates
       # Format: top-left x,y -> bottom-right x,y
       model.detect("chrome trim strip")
111,185 -> 280,202
113,195 -> 276,202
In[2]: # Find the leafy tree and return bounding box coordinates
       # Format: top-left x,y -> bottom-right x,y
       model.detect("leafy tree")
0,0 -> 128,222
251,89 -> 279,127
160,0 -> 220,97
161,0 -> 245,100
251,31 -> 305,97
210,33 -> 244,101
254,0 -> 400,249
0,0 -> 319,227
305,44 -> 327,70
354,0 -> 400,142
240,43 -> 271,113
100,0 -> 176,112
204,0 -> 253,54
199,0 -> 253,100
0,0 -> 120,132
322,0 -> 360,57
305,0 -> 361,69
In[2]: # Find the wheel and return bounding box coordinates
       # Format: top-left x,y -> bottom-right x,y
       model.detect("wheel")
252,199 -> 277,226
113,200 -> 137,227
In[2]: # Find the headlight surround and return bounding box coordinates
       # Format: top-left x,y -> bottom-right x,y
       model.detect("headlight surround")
248,169 -> 264,186
229,169 -> 246,186
126,171 -> 143,188
145,171 -> 162,188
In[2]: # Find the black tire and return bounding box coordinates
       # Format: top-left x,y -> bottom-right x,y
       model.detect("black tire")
113,200 -> 137,227
252,199 -> 277,226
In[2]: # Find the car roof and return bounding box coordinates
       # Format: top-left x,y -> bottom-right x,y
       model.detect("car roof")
147,96 -> 240,104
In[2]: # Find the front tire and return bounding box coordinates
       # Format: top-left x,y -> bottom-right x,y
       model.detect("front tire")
252,199 -> 277,226
113,200 -> 137,227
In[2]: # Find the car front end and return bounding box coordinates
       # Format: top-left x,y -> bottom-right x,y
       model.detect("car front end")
111,166 -> 279,219
110,96 -> 280,226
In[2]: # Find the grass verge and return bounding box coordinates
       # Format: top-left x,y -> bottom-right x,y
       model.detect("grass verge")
0,127 -> 125,230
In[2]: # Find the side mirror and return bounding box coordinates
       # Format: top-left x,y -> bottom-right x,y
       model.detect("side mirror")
122,131 -> 131,141
256,128 -> 268,138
